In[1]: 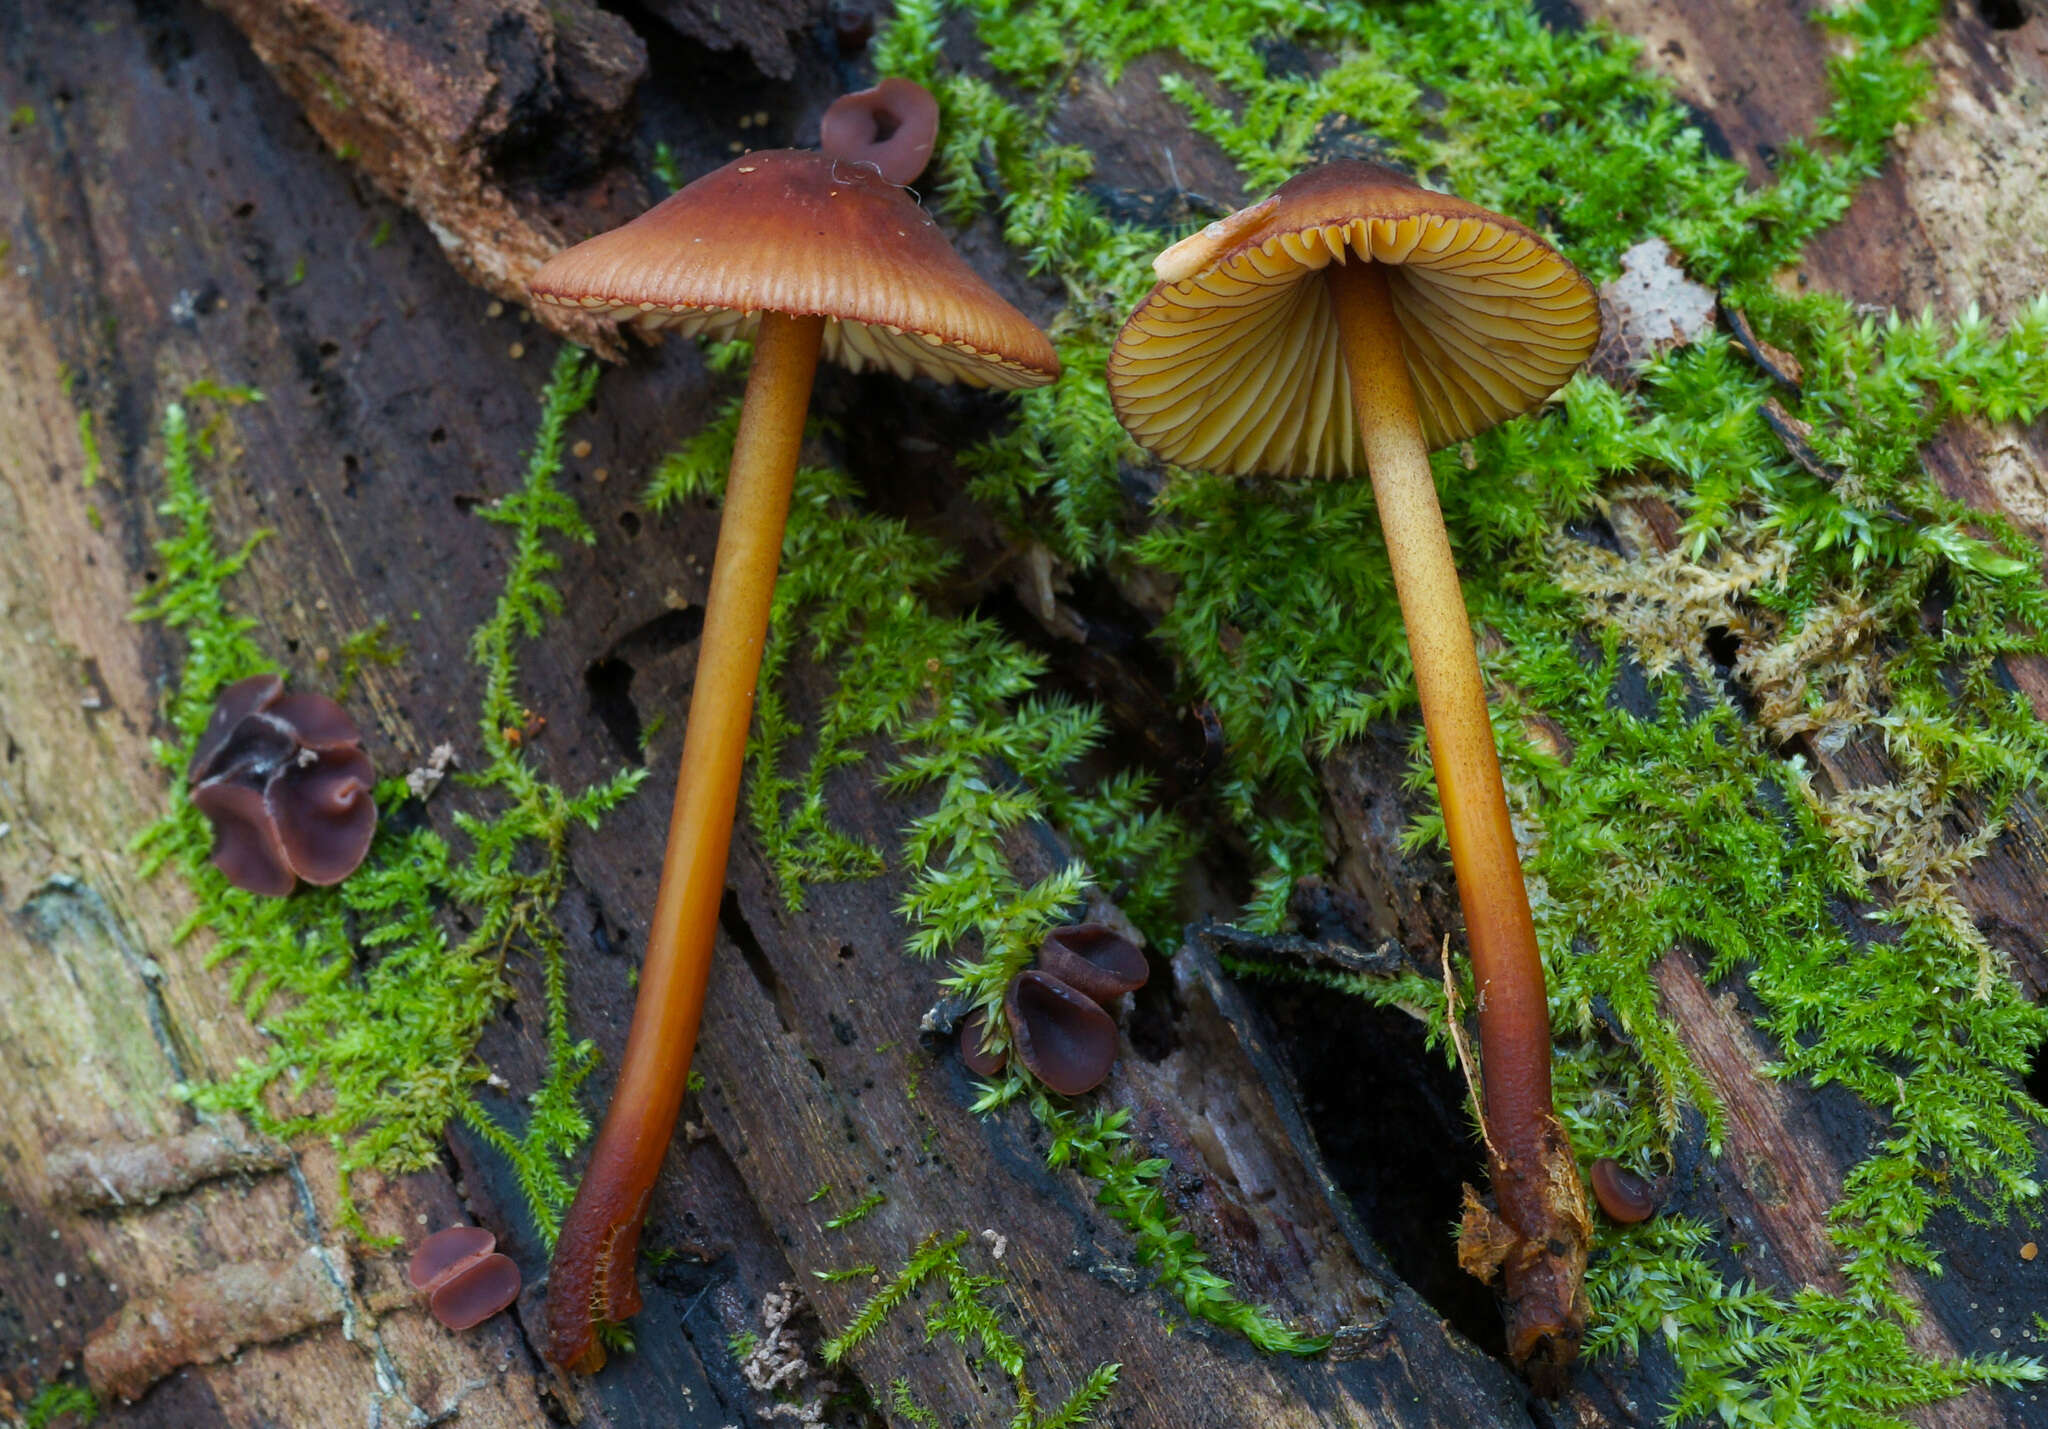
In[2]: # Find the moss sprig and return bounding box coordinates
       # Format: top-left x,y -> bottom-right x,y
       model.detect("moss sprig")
134,350 -> 643,1243
822,1231 -> 1121,1428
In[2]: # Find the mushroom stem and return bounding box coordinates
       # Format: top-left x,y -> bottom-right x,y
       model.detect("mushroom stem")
1326,258 -> 1587,1379
544,311 -> 825,1374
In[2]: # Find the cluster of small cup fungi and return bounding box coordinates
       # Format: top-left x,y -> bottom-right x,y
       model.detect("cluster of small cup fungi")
957,925 -> 1150,1095
169,59 -> 1682,1376
188,674 -> 377,896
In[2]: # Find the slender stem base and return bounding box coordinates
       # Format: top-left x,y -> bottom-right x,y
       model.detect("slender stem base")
544,312 -> 824,1374
1327,259 -> 1587,1389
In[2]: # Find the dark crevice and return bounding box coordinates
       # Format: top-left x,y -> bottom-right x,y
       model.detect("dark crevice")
585,655 -> 643,764
1977,0 -> 2028,28
1239,972 -> 1506,1359
584,607 -> 706,764
1703,624 -> 1741,670
719,888 -> 792,1035
1123,959 -> 1180,1063
1526,0 -> 1584,31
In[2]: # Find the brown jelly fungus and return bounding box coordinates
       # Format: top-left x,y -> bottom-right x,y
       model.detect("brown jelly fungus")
818,78 -> 939,187
430,1252 -> 522,1331
958,1007 -> 1007,1078
188,674 -> 376,896
1589,1159 -> 1661,1224
408,1225 -> 521,1331
1037,924 -> 1148,1006
1005,970 -> 1118,1097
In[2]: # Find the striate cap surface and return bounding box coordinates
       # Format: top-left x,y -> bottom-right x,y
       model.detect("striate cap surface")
529,150 -> 1057,389
1110,161 -> 1598,477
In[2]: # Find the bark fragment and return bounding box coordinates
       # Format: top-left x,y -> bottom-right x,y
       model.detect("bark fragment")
203,0 -> 650,354
46,1125 -> 288,1210
83,1246 -> 352,1402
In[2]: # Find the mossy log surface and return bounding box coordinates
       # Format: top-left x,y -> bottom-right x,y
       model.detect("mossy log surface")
2,2 -> 2047,1428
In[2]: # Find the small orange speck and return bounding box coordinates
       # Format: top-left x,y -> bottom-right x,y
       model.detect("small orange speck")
508,342 -> 525,360
593,467 -> 610,483
572,440 -> 593,459
2023,1242 -> 2039,1261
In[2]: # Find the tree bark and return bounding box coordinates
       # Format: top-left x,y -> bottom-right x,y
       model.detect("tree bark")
4,1 -> 2047,1427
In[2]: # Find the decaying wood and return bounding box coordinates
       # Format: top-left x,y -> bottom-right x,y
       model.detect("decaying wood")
83,1245 -> 353,1403
46,1126 -> 288,1212
0,3 -> 1535,1426
6,0 -> 2048,1426
201,0 -> 649,354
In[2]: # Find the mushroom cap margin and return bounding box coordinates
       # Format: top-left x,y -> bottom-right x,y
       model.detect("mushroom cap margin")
529,149 -> 1059,391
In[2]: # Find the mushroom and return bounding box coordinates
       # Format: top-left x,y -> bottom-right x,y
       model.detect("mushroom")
1036,923 -> 1147,1006
1004,970 -> 1119,1097
1106,160 -> 1599,1389
526,101 -> 1059,1374
406,1225 -> 521,1331
188,674 -> 377,896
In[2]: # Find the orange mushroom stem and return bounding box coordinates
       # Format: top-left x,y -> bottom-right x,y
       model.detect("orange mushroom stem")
1106,160 -> 1600,1391
1326,258 -> 1586,1384
542,312 -> 821,1372
526,105 -> 1056,1373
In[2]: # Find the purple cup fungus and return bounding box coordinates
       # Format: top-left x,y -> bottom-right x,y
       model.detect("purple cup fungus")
818,78 -> 939,186
187,674 -> 377,896
1004,970 -> 1119,1097
957,1007 -> 1007,1078
1589,1159 -> 1662,1225
407,1225 -> 522,1332
1036,924 -> 1148,1007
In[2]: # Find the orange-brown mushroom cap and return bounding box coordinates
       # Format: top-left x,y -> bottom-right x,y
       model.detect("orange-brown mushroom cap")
529,150 -> 1058,390
1108,161 -> 1598,477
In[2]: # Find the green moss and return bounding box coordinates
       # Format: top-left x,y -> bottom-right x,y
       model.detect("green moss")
822,1231 -> 1120,1428
18,1380 -> 97,1429
823,1189 -> 887,1229
329,617 -> 405,701
651,140 -> 683,195
891,1379 -> 941,1427
77,409 -> 100,489
133,350 -> 643,1242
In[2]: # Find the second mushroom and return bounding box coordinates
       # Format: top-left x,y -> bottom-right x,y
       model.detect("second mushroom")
525,84 -> 1059,1373
1107,161 -> 1600,1390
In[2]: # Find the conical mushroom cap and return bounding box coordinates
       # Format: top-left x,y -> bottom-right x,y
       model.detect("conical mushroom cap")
529,150 -> 1058,390
1109,161 -> 1599,478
